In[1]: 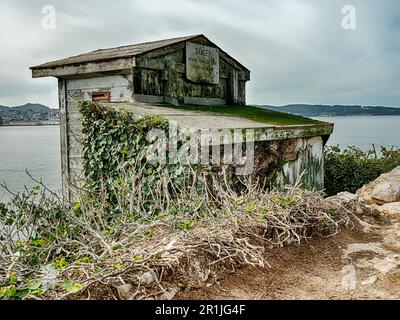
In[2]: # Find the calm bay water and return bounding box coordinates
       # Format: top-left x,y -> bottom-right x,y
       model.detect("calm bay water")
0,116 -> 399,202
314,116 -> 400,150
0,126 -> 61,202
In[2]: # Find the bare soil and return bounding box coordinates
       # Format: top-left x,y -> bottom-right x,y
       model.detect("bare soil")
177,219 -> 400,300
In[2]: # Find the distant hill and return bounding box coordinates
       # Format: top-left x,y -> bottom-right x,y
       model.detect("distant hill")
0,103 -> 59,125
259,104 -> 400,117
13,103 -> 53,112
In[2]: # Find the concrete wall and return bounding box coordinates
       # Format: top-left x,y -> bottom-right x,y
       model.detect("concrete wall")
61,74 -> 134,197
66,75 -> 133,103
59,75 -> 326,199
274,136 -> 324,191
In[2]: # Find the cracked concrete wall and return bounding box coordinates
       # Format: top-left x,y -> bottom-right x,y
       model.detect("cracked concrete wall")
273,136 -> 324,191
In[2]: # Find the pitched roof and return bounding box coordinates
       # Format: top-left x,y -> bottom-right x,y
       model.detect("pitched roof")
31,35 -> 202,69
30,34 -> 249,72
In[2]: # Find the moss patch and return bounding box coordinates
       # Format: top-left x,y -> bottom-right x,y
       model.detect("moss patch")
160,104 -> 325,126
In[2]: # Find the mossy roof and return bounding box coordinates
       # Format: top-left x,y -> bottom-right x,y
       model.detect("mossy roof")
160,104 -> 326,126
104,102 -> 334,140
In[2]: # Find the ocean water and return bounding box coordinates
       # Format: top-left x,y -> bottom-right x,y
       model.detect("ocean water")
314,116 -> 400,150
0,116 -> 399,202
0,126 -> 61,202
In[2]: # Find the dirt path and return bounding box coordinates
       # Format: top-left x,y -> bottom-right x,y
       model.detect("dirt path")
178,219 -> 400,300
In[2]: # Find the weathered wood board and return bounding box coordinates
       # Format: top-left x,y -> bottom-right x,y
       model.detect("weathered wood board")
67,75 -> 133,103
186,42 -> 220,84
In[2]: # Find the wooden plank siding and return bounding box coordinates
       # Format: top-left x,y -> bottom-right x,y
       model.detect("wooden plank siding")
62,74 -> 135,197
67,75 -> 133,103
58,79 -> 70,200
65,100 -> 84,195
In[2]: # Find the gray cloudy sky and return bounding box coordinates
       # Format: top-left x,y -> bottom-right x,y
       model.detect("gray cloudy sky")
1,0 -> 399,108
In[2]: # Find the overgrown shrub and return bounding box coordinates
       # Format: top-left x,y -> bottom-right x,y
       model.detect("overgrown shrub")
80,101 -> 167,189
0,165 -> 352,300
0,102 -> 355,299
324,146 -> 400,196
5,102 -> 388,299
79,101 -> 200,210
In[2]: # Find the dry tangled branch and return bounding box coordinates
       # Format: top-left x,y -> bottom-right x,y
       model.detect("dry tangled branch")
0,160 -> 355,300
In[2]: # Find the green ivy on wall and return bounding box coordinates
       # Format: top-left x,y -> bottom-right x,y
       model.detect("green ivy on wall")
80,102 -> 168,185
80,102 -> 181,208
79,102 -> 212,216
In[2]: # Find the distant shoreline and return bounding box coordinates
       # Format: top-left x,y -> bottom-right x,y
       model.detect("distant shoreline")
260,104 -> 400,118
0,120 -> 59,127
0,103 -> 59,127
311,114 -> 400,118
1,124 -> 60,127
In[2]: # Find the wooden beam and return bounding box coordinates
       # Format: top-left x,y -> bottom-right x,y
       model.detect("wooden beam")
32,58 -> 135,78
58,78 -> 70,201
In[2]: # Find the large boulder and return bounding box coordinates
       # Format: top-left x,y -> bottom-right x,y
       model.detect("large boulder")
356,166 -> 400,220
378,202 -> 400,218
329,191 -> 364,214
326,191 -> 381,219
371,180 -> 400,204
357,166 -> 400,205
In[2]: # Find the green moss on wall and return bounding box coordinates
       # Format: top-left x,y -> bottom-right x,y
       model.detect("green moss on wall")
160,104 -> 327,126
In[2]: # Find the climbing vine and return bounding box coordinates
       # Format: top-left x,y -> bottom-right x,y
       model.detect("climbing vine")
80,102 -> 168,187
79,101 -> 202,210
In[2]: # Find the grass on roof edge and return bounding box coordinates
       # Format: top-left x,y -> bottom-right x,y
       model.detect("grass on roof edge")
158,104 -> 325,126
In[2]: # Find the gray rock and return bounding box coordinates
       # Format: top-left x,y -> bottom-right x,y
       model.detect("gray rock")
162,287 -> 179,300
361,276 -> 378,286
140,271 -> 157,285
379,202 -> 400,218
117,283 -> 133,299
328,192 -> 364,214
371,180 -> 400,204
358,167 -> 400,205
337,192 -> 359,202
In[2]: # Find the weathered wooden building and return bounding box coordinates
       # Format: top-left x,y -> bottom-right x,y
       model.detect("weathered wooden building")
32,34 -> 249,106
30,34 -> 333,198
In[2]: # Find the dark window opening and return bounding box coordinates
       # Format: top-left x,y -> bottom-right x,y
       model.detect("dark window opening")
92,91 -> 110,102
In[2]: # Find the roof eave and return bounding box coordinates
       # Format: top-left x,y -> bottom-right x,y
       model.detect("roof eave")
30,34 -> 251,77
30,34 -> 203,72
31,56 -> 136,78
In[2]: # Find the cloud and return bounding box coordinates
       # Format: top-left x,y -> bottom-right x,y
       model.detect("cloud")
0,0 -> 399,107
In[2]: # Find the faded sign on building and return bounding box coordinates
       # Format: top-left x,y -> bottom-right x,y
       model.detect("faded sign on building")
186,42 -> 219,84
